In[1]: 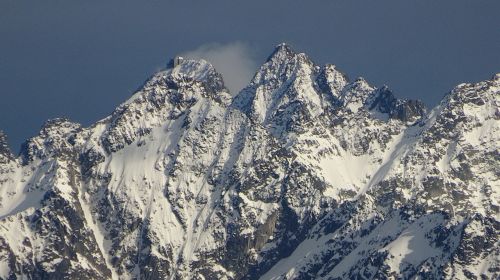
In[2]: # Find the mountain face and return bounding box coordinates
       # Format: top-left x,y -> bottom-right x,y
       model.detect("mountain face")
0,44 -> 498,280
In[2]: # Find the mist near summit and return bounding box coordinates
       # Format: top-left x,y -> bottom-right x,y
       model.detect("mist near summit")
181,42 -> 259,95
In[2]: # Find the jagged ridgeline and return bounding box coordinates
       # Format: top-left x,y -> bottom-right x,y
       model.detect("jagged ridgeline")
0,44 -> 498,279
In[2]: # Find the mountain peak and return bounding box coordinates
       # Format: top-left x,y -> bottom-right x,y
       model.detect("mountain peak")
133,57 -> 230,107
170,59 -> 217,82
100,57 -> 232,154
235,44 -> 321,127
265,42 -> 294,62
251,43 -> 313,88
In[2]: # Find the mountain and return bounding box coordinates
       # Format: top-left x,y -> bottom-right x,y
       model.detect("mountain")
0,44 -> 498,280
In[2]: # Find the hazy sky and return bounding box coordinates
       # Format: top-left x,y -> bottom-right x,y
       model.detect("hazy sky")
1,0 -> 499,151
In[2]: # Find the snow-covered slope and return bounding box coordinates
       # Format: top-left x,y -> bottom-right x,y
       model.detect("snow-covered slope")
0,44 -> 498,280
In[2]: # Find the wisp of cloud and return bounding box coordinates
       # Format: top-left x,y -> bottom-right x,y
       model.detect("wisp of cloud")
181,42 -> 258,95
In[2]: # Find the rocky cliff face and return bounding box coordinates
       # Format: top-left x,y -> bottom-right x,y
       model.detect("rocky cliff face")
0,44 -> 498,280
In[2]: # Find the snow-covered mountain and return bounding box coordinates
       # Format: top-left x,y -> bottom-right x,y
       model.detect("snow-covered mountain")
0,44 -> 498,280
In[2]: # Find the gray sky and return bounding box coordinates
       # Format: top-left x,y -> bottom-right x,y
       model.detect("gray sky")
1,0 -> 499,151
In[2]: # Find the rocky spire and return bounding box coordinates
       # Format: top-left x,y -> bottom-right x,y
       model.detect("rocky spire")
251,43 -> 314,88
233,43 -> 324,131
